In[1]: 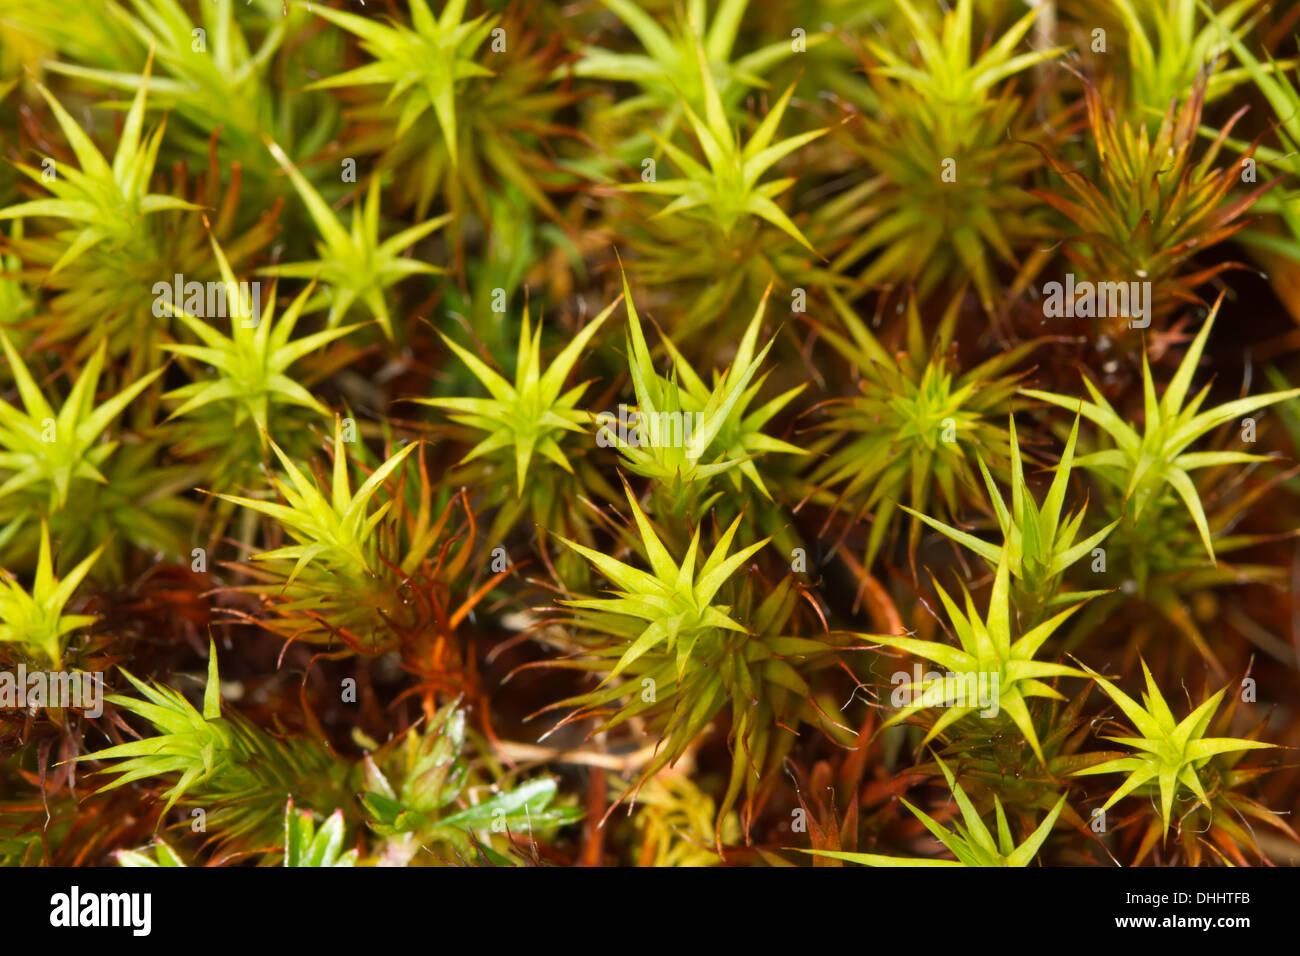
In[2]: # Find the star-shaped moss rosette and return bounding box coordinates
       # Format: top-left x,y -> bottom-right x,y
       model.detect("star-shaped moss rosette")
0,55 -> 195,275
622,42 -> 826,255
902,415 -> 1118,623
410,294 -> 623,552
865,555 -> 1090,765
805,756 -> 1067,867
1031,76 -> 1273,328
309,0 -> 496,162
806,289 -> 1033,568
556,482 -> 769,693
536,483 -> 844,826
260,141 -> 449,340
36,0 -> 325,214
827,0 -> 1064,310
1109,0 -> 1270,119
218,418 -> 503,660
1024,296 -> 1300,570
0,520 -> 100,668
1072,659 -> 1276,839
161,235 -> 361,440
413,294 -> 621,497
612,276 -> 804,518
570,0 -> 821,154
0,333 -> 162,553
215,421 -> 425,650
82,642 -> 356,853
379,7 -> 583,219
308,0 -> 578,226
81,641 -> 355,859
0,55 -> 204,360
1058,435 -> 1297,677
1113,678 -> 1298,865
219,418 -> 417,583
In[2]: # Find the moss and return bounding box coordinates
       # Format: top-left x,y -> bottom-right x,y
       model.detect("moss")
0,0 -> 1297,869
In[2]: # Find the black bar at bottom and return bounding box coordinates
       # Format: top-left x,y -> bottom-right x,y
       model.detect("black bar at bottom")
0,864 -> 1293,944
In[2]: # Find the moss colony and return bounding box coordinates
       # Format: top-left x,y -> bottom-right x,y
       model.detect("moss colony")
1,0 -> 1299,868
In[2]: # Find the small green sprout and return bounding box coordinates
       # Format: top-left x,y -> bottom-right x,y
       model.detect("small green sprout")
116,799 -> 360,867
808,756 -> 1067,867
1024,297 -> 1300,562
866,555 -> 1089,765
308,0 -> 495,165
809,289 -> 1032,567
412,294 -> 622,496
0,521 -> 100,668
162,237 -> 360,437
623,43 -> 826,253
361,702 -> 581,862
284,800 -> 358,868
1072,659 -> 1276,838
217,418 -> 418,581
612,277 -> 803,504
0,333 -> 162,522
261,141 -> 449,339
0,56 -> 196,278
903,416 -> 1118,619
